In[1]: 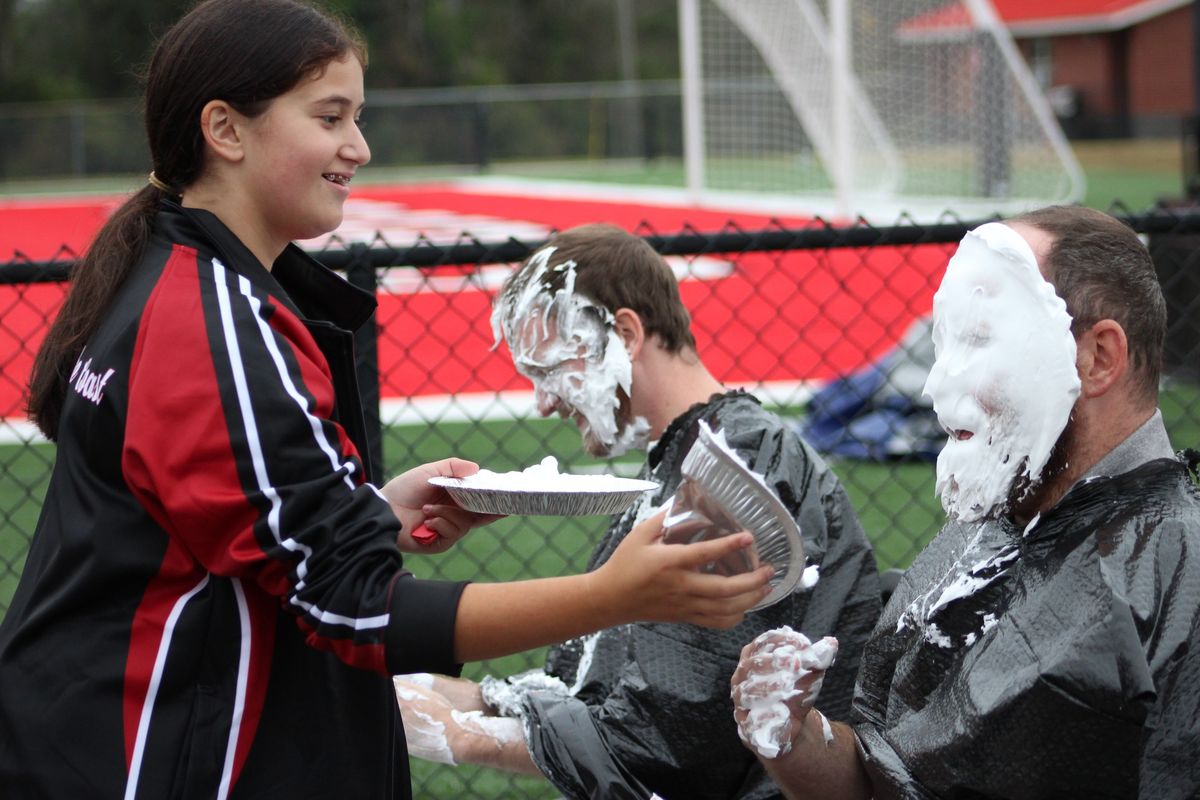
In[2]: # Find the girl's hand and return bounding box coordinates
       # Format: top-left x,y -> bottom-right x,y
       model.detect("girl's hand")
380,458 -> 504,553
591,510 -> 775,629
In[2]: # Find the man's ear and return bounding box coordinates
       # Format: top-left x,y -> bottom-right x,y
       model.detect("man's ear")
612,308 -> 645,359
1076,319 -> 1128,399
199,100 -> 246,164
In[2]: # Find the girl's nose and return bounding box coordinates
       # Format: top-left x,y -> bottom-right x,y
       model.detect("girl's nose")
344,123 -> 371,166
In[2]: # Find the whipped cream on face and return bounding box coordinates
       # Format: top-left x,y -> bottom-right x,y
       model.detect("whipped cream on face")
454,456 -> 648,491
492,246 -> 651,457
923,222 -> 1080,521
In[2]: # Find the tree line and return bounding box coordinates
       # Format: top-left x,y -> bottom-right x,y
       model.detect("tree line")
0,0 -> 680,104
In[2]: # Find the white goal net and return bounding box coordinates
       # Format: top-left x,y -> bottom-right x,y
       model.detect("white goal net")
680,0 -> 1085,219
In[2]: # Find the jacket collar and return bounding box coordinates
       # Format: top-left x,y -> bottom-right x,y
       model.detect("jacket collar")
155,199 -> 376,331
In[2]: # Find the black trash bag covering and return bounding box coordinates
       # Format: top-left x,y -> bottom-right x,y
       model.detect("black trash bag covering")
851,457 -> 1200,800
517,392 -> 882,800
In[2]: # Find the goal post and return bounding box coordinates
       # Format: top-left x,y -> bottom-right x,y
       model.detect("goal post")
678,0 -> 1086,219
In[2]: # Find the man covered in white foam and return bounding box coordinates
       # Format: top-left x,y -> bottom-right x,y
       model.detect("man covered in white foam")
925,221 -> 1080,522
729,206 -> 1200,799
394,223 -> 883,799
491,239 -> 651,458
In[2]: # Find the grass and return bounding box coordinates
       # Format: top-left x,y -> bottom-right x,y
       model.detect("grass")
7,375 -> 1198,619
467,137 -> 1190,214
0,439 -> 54,612
1072,138 -> 1186,211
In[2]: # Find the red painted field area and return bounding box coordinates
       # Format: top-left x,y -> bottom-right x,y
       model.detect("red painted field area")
0,183 -> 949,419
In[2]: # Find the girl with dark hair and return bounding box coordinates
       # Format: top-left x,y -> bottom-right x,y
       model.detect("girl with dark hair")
0,2 -> 772,797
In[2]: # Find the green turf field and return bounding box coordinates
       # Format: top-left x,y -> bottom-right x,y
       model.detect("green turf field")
451,138 -> 1187,214
5,375 -> 1198,621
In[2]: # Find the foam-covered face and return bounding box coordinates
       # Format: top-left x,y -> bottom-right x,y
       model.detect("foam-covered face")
493,247 -> 650,457
923,222 -> 1080,521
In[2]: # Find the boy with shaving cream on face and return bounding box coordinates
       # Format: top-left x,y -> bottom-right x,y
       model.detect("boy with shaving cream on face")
393,223 -> 882,799
731,205 -> 1200,799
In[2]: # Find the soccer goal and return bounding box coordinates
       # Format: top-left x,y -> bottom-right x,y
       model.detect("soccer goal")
678,0 -> 1085,220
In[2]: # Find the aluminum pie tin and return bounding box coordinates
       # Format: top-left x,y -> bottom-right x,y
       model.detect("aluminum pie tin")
674,423 -> 805,610
429,475 -> 659,517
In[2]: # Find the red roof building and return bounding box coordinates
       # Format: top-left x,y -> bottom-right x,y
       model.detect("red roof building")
900,0 -> 1196,137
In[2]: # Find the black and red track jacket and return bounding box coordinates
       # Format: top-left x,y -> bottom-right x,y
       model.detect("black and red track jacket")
0,201 -> 466,799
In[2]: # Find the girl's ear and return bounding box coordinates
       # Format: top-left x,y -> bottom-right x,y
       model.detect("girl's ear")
199,100 -> 246,164
612,308 -> 645,360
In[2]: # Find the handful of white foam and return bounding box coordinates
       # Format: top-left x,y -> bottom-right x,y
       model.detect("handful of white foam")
733,625 -> 838,759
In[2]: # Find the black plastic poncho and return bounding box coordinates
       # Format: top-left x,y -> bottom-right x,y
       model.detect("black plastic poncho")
852,456 -> 1200,799
509,392 -> 882,799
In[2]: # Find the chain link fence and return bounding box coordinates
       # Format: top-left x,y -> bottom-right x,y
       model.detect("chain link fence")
2,208 -> 1199,798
